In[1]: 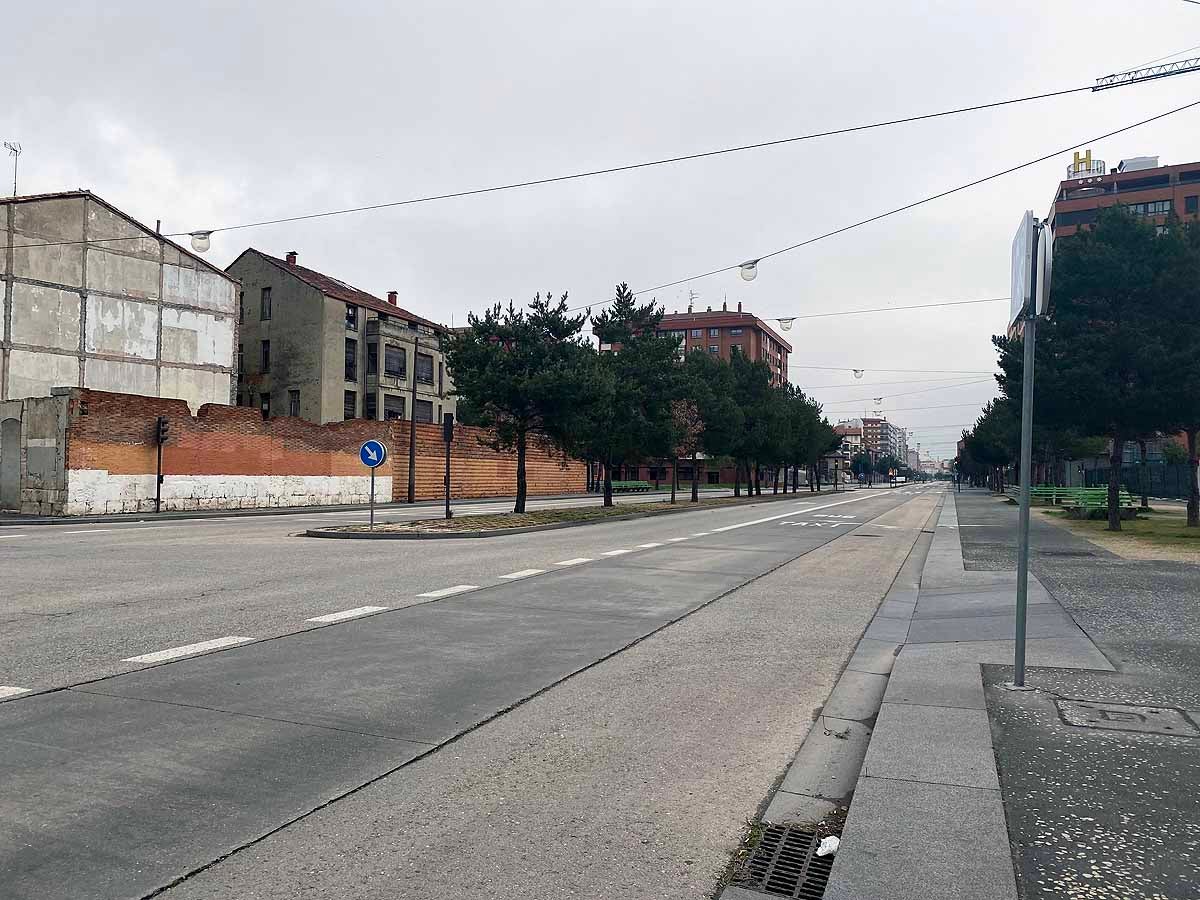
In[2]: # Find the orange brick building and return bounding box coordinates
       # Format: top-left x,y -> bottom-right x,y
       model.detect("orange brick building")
1048,152 -> 1200,237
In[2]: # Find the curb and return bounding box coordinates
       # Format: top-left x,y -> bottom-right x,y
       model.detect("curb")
302,488 -> 867,539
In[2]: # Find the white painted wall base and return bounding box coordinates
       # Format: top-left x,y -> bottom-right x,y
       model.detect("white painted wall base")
63,470 -> 392,515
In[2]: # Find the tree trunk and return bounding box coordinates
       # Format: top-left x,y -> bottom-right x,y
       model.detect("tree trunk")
603,454 -> 614,508
1137,439 -> 1150,509
515,430 -> 528,513
1107,437 -> 1124,531
772,467 -> 779,494
734,460 -> 741,497
816,463 -> 822,493
1187,428 -> 1199,528
754,463 -> 761,496
691,451 -> 700,503
782,466 -> 789,494
670,456 -> 677,504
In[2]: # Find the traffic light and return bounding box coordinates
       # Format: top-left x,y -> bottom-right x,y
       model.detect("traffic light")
155,416 -> 169,445
442,412 -> 454,443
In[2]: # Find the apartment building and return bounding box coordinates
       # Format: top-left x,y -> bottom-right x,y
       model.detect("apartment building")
1049,151 -> 1200,238
648,302 -> 791,386
226,249 -> 453,425
861,417 -> 904,459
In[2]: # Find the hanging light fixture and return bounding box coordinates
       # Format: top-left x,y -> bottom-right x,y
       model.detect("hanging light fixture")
739,260 -> 759,282
777,317 -> 795,331
189,231 -> 213,253
853,369 -> 864,379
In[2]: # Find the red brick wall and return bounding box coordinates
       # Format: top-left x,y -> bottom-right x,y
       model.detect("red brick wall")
63,389 -> 584,505
389,422 -> 584,501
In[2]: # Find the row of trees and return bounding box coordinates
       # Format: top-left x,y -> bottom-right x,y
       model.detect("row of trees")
958,207 -> 1200,530
446,284 -> 841,511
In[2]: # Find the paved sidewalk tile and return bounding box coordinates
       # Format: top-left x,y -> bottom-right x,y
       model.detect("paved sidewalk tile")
825,777 -> 1015,900
907,608 -> 1080,643
820,669 -> 888,721
844,638 -> 901,675
884,651 -> 987,709
863,702 -> 999,790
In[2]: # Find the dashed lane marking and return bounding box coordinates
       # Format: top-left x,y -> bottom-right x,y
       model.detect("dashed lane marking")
417,584 -> 479,598
0,686 -> 31,700
554,557 -> 593,566
602,549 -> 632,556
123,636 -> 255,665
0,534 -> 27,539
637,542 -> 664,548
499,569 -> 545,579
691,532 -> 712,537
709,492 -> 879,534
666,537 -> 688,542
306,606 -> 390,623
61,529 -> 115,535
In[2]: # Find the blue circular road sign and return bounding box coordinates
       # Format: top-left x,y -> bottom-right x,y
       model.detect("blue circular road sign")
359,439 -> 388,468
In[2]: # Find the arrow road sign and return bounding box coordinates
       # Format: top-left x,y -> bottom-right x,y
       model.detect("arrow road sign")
359,439 -> 388,468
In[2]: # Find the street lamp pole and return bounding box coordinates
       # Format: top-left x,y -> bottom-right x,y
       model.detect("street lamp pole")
407,332 -> 421,504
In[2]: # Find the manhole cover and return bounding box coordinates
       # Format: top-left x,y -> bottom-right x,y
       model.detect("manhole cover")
737,825 -> 834,898
1056,699 -> 1200,737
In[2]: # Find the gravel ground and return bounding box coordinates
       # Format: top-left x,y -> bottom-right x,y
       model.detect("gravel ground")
156,497 -> 937,900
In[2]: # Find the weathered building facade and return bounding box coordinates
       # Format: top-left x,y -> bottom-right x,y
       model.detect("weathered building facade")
0,191 -> 239,408
226,249 -> 454,426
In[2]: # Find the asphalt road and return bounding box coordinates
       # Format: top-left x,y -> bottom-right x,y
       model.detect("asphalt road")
1,483 -> 942,900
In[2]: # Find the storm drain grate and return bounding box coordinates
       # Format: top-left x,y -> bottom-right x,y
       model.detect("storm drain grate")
739,825 -> 834,898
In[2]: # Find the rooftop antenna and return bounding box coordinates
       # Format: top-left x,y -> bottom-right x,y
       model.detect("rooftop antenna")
3,142 -> 21,197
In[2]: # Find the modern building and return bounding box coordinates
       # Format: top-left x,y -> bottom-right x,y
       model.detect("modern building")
649,302 -> 791,386
861,417 -> 904,460
225,249 -> 454,425
1,190 -> 239,408
1048,151 -> 1200,238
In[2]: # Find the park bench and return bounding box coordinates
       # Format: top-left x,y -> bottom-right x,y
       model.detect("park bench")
1063,488 -> 1137,519
611,480 -> 654,493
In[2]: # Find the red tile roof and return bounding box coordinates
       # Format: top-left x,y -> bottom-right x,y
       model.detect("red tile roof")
246,249 -> 445,332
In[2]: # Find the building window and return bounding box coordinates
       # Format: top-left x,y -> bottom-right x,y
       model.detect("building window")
414,399 -> 434,423
709,344 -> 720,354
385,344 -> 406,378
438,361 -> 444,393
237,343 -> 244,375
690,328 -> 702,338
288,390 -> 300,417
730,344 -> 742,354
383,394 -> 405,420
260,393 -> 271,419
260,287 -> 272,320
730,327 -> 743,336
708,327 -> 720,337
261,340 -> 271,373
345,305 -> 358,331
415,352 -> 434,383
1187,195 -> 1198,215
239,292 -> 245,322
367,342 -> 379,376
1128,200 -> 1172,216
345,338 -> 357,382
364,393 -> 377,420
344,390 -> 357,420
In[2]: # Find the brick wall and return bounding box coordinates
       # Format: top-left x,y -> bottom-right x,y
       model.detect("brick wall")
46,388 -> 582,515
389,423 -> 583,502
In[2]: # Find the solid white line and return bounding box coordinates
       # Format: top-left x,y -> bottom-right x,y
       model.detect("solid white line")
602,549 -> 632,556
692,532 -> 712,537
0,534 -> 27,540
62,529 -> 114,534
306,605 -> 390,623
709,492 -> 880,534
637,542 -> 664,548
0,686 -> 31,699
499,569 -> 545,579
666,537 -> 688,542
555,557 -> 593,566
417,584 -> 479,598
123,636 -> 254,664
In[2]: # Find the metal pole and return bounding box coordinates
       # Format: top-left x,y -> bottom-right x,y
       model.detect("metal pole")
1014,227 -> 1040,688
370,466 -> 376,530
155,437 -> 163,513
407,335 -> 418,503
444,434 -> 452,520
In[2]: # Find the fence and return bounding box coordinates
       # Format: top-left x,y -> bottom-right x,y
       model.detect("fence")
1083,463 -> 1196,500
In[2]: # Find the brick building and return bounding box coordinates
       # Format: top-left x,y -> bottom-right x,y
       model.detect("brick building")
226,249 -> 454,426
649,302 -> 791,386
861,417 -> 904,459
1048,151 -> 1200,238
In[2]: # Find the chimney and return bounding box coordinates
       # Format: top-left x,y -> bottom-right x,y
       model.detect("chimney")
387,291 -> 398,306
706,305 -> 712,312
285,250 -> 298,266
737,301 -> 742,313
722,300 -> 727,311
687,302 -> 693,313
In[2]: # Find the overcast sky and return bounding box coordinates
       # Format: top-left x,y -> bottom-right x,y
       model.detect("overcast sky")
5,0 -> 1199,456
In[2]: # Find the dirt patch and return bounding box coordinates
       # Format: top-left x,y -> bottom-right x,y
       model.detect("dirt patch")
1035,507 -> 1200,564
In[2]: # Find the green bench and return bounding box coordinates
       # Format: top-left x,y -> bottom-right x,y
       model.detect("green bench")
1063,488 -> 1137,519
611,480 -> 654,493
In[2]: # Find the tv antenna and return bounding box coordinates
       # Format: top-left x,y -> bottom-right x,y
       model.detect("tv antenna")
3,142 -> 20,197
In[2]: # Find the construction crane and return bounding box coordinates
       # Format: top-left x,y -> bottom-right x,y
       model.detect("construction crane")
1094,57 -> 1200,91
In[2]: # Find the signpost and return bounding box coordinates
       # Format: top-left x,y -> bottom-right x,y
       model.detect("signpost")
1009,211 -> 1053,688
359,439 -> 388,530
442,413 -> 454,520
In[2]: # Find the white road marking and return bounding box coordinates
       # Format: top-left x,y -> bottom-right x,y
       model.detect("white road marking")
62,529 -> 114,534
123,636 -> 254,664
417,584 -> 479,598
306,605 -> 390,623
710,492 -> 879,534
0,534 -> 27,539
555,557 -> 593,566
0,686 -> 31,699
499,569 -> 545,579
637,542 -> 664,548
692,532 -> 712,537
666,537 -> 688,542
602,549 -> 632,556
